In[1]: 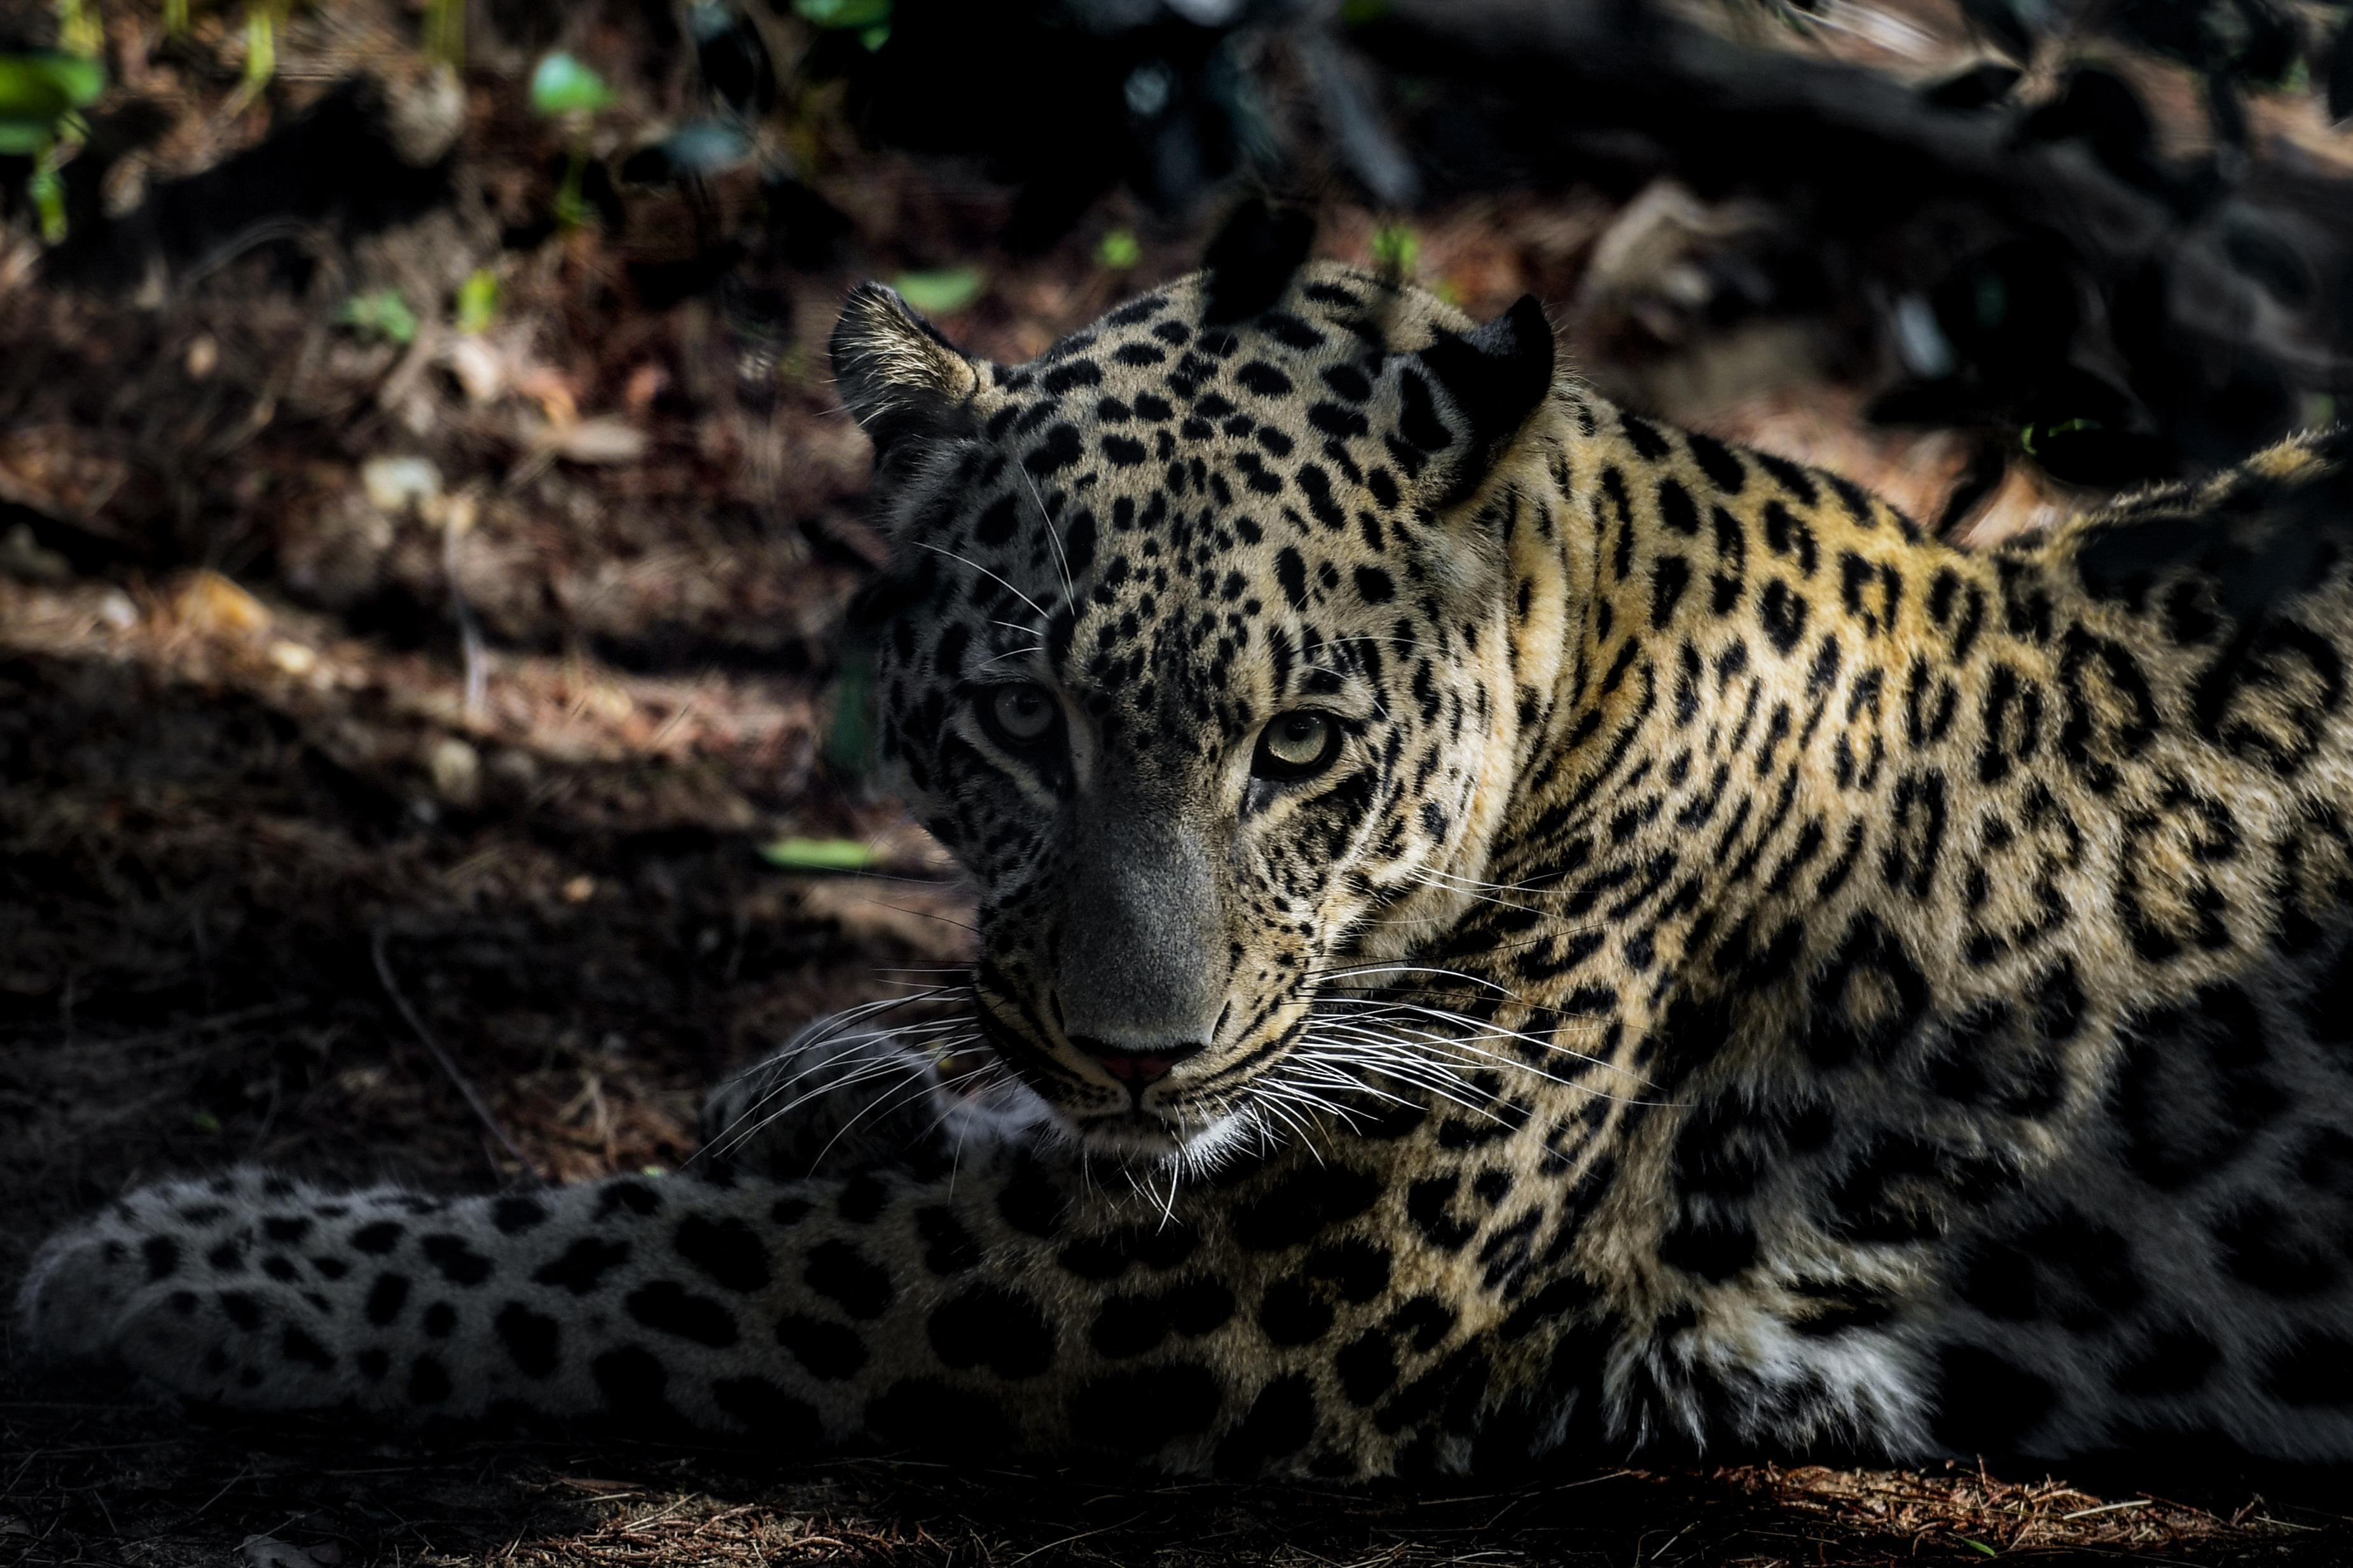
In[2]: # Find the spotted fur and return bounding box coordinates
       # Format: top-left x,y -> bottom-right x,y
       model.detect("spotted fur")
22,263 -> 2353,1472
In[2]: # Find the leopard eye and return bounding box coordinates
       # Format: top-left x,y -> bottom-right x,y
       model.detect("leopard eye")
1253,711 -> 1340,780
979,683 -> 1060,749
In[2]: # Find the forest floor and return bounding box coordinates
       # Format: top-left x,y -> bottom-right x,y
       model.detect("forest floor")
6,3 -> 2353,1563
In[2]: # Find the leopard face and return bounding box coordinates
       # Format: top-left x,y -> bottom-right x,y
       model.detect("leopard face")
832,268 -> 1560,1163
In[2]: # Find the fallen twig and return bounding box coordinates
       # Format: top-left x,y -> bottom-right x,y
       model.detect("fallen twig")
371,923 -> 541,1183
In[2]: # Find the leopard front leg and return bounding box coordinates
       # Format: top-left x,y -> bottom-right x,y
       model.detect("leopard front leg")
17,1140 -> 1591,1475
17,1164 -> 1066,1443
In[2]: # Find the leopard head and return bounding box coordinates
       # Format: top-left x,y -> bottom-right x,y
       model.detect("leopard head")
832,261 -> 1557,1164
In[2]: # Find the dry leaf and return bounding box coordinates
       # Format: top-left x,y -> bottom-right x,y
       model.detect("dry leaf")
176,570 -> 272,636
544,416 -> 648,466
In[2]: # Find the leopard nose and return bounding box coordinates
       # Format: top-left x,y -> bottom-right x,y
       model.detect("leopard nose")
1070,1036 -> 1204,1085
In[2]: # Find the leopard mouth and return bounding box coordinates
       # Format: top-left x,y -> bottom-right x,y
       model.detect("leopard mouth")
967,998 -> 1269,1162
1066,1106 -> 1206,1156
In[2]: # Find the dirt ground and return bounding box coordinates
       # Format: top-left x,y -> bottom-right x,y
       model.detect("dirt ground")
7,1 -> 2353,1563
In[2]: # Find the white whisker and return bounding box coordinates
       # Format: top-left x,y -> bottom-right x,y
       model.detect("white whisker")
914,540 -> 1052,622
1016,465 -> 1079,612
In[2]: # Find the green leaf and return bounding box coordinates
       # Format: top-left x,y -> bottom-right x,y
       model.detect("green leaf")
337,289 -> 420,345
455,268 -> 500,334
0,52 -> 105,119
27,160 -> 63,241
423,0 -> 465,67
892,266 -> 984,315
55,0 -> 102,58
1371,224 -> 1420,275
243,0 -> 287,95
759,837 -> 885,871
1096,228 -> 1142,270
0,50 -> 104,151
191,1108 -> 223,1134
794,0 -> 892,27
53,55 -> 106,104
554,151 -> 591,231
243,3 -> 277,93
2019,416 -> 2101,457
1959,1539 -> 1999,1557
531,52 -> 615,116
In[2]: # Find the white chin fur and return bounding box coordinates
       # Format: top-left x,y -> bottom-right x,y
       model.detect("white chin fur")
1058,1106 -> 1263,1178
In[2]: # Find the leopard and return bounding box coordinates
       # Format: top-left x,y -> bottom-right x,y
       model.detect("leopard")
21,235 -> 2353,1477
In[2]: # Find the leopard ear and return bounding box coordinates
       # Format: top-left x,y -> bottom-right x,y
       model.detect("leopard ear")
1385,294 -> 1557,507
831,283 -> 988,459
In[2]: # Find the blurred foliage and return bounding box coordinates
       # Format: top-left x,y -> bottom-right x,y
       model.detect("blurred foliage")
529,52 -> 616,116
1792,0 -> 2321,127
1097,226 -> 1143,269
759,837 -> 885,870
795,0 -> 893,51
53,0 -> 103,57
9,0 -> 2353,507
0,50 -> 100,240
0,51 -> 100,155
892,266 -> 984,313
1370,223 -> 1420,276
240,0 -> 280,100
532,52 -> 615,232
336,287 -> 420,345
422,0 -> 464,67
454,268 -> 500,334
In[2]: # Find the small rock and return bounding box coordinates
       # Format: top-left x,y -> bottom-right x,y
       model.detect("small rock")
385,62 -> 466,168
361,455 -> 443,515
268,639 -> 318,675
102,151 -> 149,217
489,746 -> 539,785
427,736 -> 481,806
240,1537 -> 309,1568
445,336 -> 506,403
